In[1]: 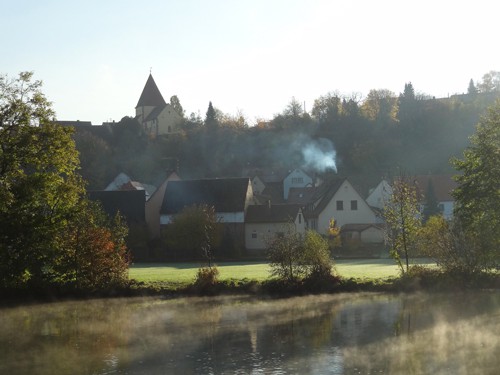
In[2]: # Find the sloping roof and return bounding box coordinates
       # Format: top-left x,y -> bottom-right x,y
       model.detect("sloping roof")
160,178 -> 251,215
88,190 -> 145,223
56,120 -> 93,127
105,172 -> 131,191
136,74 -> 167,108
311,179 -> 345,215
341,223 -> 384,232
287,186 -> 319,205
260,181 -> 285,203
144,104 -> 167,121
246,204 -> 302,223
414,175 -> 457,202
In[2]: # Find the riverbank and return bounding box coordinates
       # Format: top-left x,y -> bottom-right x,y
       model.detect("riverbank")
1,261 -> 499,306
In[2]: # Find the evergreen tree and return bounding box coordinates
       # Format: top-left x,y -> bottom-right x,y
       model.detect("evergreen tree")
453,101 -> 500,269
467,79 -> 478,95
205,101 -> 218,131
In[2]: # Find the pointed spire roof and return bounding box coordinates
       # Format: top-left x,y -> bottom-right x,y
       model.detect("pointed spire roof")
136,74 -> 167,108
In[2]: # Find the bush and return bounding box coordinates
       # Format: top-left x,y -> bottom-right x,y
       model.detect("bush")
267,227 -> 337,288
193,266 -> 220,295
419,215 -> 492,275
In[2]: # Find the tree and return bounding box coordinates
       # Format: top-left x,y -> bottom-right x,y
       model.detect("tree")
0,72 -> 85,287
383,175 -> 422,274
205,101 -> 219,131
420,215 -> 486,275
73,130 -> 112,189
301,230 -> 333,279
164,204 -> 222,262
398,82 -> 418,124
61,200 -> 130,291
467,79 -> 478,95
266,223 -> 305,282
477,71 -> 500,93
267,225 -> 334,283
0,72 -> 130,291
170,95 -> 185,118
361,89 -> 398,123
282,97 -> 304,118
312,93 -> 341,124
453,100 -> 500,270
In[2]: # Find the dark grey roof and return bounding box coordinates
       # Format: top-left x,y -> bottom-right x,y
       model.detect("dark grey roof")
160,178 -> 251,215
56,120 -> 93,127
88,190 -> 145,223
246,204 -> 302,223
144,104 -> 167,122
136,74 -> 167,108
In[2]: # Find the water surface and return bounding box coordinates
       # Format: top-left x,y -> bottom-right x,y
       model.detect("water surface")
1,292 -> 499,374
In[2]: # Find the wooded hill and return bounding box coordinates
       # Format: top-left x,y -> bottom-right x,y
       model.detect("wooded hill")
74,85 -> 500,195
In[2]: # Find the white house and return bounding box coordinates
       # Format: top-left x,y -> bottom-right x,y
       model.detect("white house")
283,169 -> 313,200
306,179 -> 384,243
135,74 -> 183,138
366,179 -> 393,209
245,204 -> 306,251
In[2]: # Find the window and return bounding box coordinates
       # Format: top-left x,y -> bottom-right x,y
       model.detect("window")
291,177 -> 304,184
298,213 -> 302,224
351,200 -> 358,210
336,200 -> 344,210
438,203 -> 444,212
251,232 -> 257,239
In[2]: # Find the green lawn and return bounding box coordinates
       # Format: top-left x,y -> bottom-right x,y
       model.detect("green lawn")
129,258 -> 434,283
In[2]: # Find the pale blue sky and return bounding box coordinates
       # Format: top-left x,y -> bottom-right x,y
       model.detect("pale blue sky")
2,0 -> 498,125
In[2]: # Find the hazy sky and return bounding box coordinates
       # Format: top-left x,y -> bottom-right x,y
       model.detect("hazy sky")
3,0 -> 498,125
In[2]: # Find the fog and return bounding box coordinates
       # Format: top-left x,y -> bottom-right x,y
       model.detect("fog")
1,292 -> 499,374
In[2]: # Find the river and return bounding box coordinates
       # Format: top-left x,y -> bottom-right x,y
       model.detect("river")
1,291 -> 499,374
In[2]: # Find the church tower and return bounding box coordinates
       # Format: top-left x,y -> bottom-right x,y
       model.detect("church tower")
135,74 -> 167,123
135,74 -> 182,137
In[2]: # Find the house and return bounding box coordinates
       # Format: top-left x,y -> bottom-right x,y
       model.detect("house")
414,175 -> 457,220
160,177 -> 255,252
340,224 -> 385,244
304,179 -> 384,243
145,171 -> 181,239
366,179 -> 393,209
283,169 -> 313,200
245,204 -> 306,251
88,190 -> 146,224
246,168 -> 318,202
105,172 -> 156,200
135,74 -> 183,138
368,175 -> 457,220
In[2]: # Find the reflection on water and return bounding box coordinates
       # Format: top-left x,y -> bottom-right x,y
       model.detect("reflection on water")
0,292 -> 499,374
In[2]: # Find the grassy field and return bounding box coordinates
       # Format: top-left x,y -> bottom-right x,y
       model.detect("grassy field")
129,258 -> 433,284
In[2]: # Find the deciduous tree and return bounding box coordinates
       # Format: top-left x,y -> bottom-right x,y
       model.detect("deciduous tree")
383,175 -> 422,274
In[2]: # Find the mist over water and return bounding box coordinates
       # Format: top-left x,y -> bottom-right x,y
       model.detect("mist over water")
0,292 -> 499,374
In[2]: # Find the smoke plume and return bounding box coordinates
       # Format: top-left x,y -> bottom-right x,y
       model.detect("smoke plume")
301,138 -> 337,172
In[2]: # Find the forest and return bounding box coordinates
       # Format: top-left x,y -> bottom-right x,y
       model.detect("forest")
76,73 -> 500,195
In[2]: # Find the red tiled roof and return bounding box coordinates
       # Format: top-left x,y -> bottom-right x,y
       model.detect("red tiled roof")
414,175 -> 457,202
